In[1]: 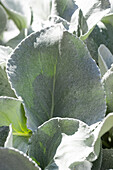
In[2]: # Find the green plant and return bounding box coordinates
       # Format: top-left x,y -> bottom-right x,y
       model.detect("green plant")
0,0 -> 113,169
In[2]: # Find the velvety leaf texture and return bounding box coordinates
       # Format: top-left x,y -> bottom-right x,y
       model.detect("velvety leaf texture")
0,147 -> 40,170
7,24 -> 106,130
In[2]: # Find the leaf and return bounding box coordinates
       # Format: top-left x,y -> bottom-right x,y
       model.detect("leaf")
0,46 -> 16,97
55,113 -> 113,169
101,13 -> 113,27
73,0 -> 110,39
0,0 -> 31,30
7,24 -> 106,130
28,0 -> 52,31
85,21 -> 113,63
0,147 -> 40,170
76,9 -> 88,37
28,118 -> 95,169
29,114 -> 113,169
102,66 -> 113,112
98,44 -> 113,77
0,64 -> 16,97
0,5 -> 7,34
0,126 -> 9,147
6,29 -> 26,49
51,0 -> 78,22
100,149 -> 113,169
91,147 -> 102,170
0,45 -> 12,64
0,97 -> 31,152
13,135 -> 30,153
4,124 -> 13,148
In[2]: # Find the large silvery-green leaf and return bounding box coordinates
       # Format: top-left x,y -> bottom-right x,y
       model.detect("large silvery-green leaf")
0,5 -> 7,34
0,0 -> 31,30
0,126 -> 9,147
72,0 -> 111,40
7,24 -> 106,130
0,147 -> 40,170
0,97 -> 31,152
98,44 -> 113,77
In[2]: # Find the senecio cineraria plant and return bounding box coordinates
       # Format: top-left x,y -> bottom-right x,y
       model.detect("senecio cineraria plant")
0,0 -> 113,169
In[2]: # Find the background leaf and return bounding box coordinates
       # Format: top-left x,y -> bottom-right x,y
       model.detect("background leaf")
0,147 -> 40,170
7,24 -> 106,130
0,97 -> 31,152
102,66 -> 113,113
72,0 -> 110,39
85,20 -> 113,63
98,44 -> 113,77
0,46 -> 16,97
27,0 -> 52,31
0,5 -> 7,34
101,149 -> 113,169
0,0 -> 31,30
0,126 -> 9,147
51,0 -> 78,22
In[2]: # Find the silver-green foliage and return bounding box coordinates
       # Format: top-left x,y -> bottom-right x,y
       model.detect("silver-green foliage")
7,24 -> 106,130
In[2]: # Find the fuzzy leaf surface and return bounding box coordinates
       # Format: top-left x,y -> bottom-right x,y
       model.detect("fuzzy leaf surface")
7,24 -> 106,130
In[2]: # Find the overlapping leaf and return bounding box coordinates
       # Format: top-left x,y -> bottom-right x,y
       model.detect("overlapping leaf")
0,5 -> 7,34
86,20 -> 113,62
0,46 -> 15,97
102,66 -> 113,112
0,0 -> 31,30
0,147 -> 40,170
98,44 -> 113,77
0,126 -> 9,147
73,0 -> 111,39
28,113 -> 113,169
0,97 -> 31,152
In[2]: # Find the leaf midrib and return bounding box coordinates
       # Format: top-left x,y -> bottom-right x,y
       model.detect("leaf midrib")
50,63 -> 57,118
